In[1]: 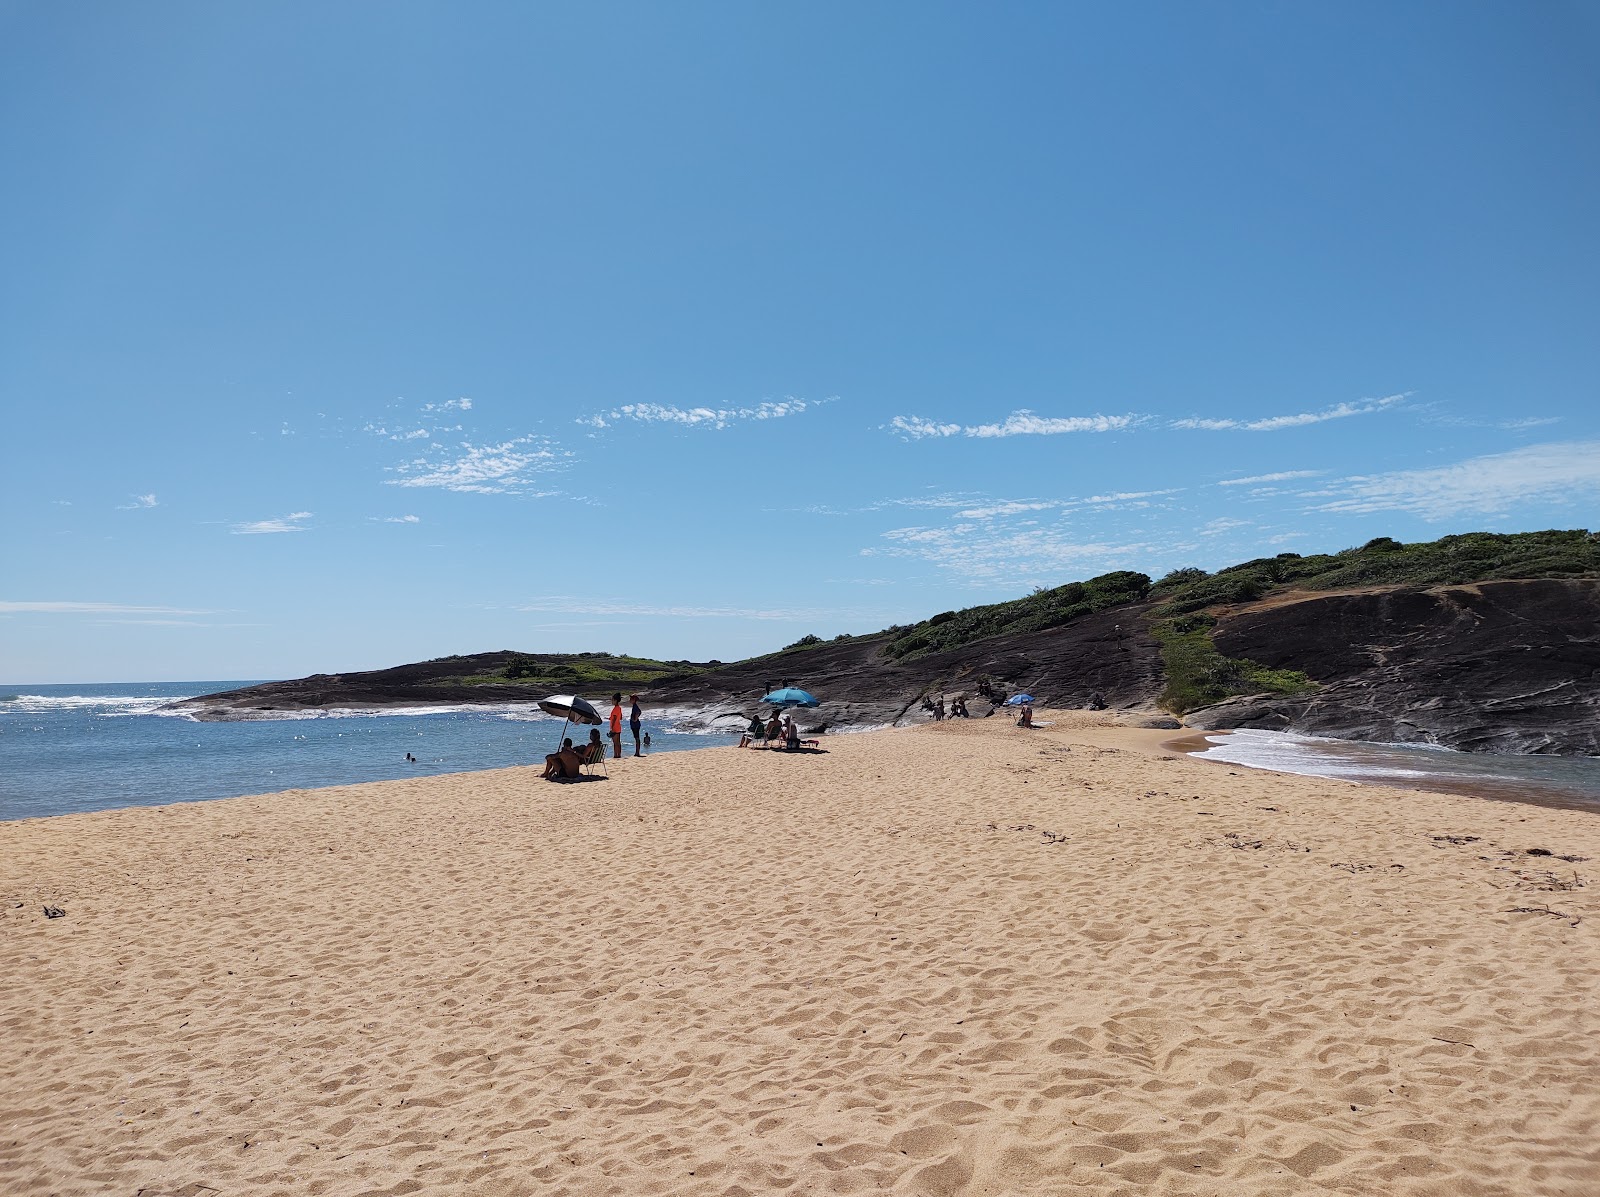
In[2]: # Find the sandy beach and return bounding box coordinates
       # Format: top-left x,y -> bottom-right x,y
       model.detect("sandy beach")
3,714 -> 1597,1196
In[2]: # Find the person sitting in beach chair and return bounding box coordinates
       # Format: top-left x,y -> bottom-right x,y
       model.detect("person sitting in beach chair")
764,712 -> 783,746
739,713 -> 766,748
581,728 -> 608,776
543,738 -> 583,780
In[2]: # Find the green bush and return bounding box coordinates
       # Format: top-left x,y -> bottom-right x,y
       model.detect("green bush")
1152,618 -> 1316,714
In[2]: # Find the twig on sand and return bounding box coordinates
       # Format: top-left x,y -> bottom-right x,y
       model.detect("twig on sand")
1503,903 -> 1582,927
1431,1036 -> 1478,1049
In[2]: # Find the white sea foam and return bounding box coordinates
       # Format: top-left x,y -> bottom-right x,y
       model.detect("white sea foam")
2,693 -> 198,716
1190,728 -> 1584,794
168,701 -> 558,723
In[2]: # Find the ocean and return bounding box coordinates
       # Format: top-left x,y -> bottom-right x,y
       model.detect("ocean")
0,681 -> 736,822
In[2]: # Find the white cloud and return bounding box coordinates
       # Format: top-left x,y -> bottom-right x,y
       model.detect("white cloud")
1174,392 -> 1409,432
1501,416 -> 1561,431
580,396 -> 826,431
373,515 -> 421,524
231,511 -> 313,535
1085,488 -> 1184,505
866,492 -> 977,511
422,398 -> 473,412
387,436 -> 567,494
1201,518 -> 1251,536
0,601 -> 212,615
1216,470 -> 1324,486
957,500 -> 1063,519
967,411 -> 1134,438
890,410 -> 1133,440
889,415 -> 963,439
1308,440 -> 1600,520
117,493 -> 158,509
876,523 -> 1151,582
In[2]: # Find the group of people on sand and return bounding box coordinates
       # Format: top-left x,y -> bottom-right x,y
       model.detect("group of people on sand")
542,692 -> 650,781
928,695 -> 969,721
738,710 -> 807,751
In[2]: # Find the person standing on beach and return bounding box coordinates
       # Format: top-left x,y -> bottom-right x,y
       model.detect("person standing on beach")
609,693 -> 624,759
629,694 -> 643,756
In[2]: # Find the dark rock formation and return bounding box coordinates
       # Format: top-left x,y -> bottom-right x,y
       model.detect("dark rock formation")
174,578 -> 1600,756
1185,579 -> 1600,755
644,605 -> 1164,732
173,607 -> 1164,730
170,651 -> 555,719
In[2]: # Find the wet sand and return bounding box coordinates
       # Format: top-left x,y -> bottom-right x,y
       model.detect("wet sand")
3,713 -> 1597,1195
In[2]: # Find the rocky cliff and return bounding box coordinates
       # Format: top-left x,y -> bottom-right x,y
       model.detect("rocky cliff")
1184,579 -> 1600,755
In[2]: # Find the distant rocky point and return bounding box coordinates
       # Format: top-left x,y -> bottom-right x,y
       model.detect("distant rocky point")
172,530 -> 1600,756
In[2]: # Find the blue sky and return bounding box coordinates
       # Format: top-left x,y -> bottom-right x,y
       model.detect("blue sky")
3,1 -> 1597,683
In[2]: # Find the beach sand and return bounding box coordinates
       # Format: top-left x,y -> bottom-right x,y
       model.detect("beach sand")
3,714 -> 1597,1196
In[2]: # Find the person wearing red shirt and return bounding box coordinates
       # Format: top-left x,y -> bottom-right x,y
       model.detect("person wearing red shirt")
608,693 -> 624,759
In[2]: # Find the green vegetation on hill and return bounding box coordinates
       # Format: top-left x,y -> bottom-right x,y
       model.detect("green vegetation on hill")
454,652 -> 703,691
770,530 -> 1597,675
1151,613 -> 1317,714
1151,529 -> 1599,616
879,570 -> 1155,661
1148,529 -> 1597,712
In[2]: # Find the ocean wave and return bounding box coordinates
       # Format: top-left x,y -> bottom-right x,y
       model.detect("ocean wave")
168,701 -> 557,723
2,694 -> 198,716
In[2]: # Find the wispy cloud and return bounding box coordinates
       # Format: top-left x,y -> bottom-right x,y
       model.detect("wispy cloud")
579,396 -> 826,431
865,492 -> 978,511
364,423 -> 457,442
957,499 -> 1064,519
1501,416 -> 1561,431
1085,488 -> 1184,505
387,437 -> 567,494
510,597 -> 846,621
232,512 -> 313,535
1216,470 -> 1325,487
422,398 -> 473,412
0,601 -> 213,615
91,618 -> 209,627
1306,440 -> 1600,519
889,410 -> 1134,440
871,523 -> 1151,582
1173,392 -> 1409,431
117,493 -> 158,509
1201,518 -> 1251,536
373,514 -> 421,524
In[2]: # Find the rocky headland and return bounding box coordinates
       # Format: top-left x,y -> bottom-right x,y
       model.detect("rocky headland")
172,531 -> 1600,755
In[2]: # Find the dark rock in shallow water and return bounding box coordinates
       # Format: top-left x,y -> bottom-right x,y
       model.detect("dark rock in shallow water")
1187,579 -> 1600,756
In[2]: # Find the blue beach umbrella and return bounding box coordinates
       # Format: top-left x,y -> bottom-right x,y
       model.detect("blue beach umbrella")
1004,693 -> 1035,706
760,687 -> 819,709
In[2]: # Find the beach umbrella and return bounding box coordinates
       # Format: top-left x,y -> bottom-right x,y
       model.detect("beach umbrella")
760,686 -> 818,709
538,694 -> 603,751
1004,693 -> 1035,706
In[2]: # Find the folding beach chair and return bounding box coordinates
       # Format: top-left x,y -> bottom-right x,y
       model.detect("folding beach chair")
580,741 -> 608,777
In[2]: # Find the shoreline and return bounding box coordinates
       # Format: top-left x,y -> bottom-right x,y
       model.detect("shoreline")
1162,726 -> 1600,816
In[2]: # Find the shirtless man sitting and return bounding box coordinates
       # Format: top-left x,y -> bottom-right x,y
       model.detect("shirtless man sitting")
543,738 -> 583,780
